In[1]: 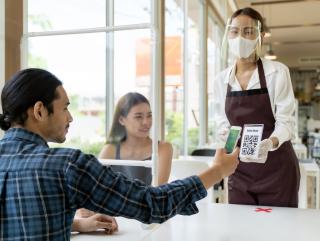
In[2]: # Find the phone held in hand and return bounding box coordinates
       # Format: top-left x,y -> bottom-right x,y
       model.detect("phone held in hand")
224,126 -> 242,154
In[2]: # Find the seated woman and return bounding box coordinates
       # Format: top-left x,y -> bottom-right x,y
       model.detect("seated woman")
101,92 -> 173,185
76,92 -> 173,218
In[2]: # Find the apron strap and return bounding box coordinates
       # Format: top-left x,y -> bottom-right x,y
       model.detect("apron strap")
257,58 -> 267,89
227,83 -> 232,93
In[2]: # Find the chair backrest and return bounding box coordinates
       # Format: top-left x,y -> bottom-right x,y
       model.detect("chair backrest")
170,159 -> 210,181
191,148 -> 215,156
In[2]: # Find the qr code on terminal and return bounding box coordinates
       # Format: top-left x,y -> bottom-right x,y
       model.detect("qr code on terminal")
240,135 -> 259,156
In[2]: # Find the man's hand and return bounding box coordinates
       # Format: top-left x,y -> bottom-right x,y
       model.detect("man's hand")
75,208 -> 95,218
72,214 -> 118,234
213,148 -> 240,178
199,148 -> 239,189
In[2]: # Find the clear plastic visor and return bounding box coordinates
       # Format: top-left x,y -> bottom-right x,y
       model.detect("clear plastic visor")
226,24 -> 260,40
220,19 -> 262,60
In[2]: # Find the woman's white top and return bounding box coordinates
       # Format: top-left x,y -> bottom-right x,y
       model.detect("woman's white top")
213,58 -> 295,149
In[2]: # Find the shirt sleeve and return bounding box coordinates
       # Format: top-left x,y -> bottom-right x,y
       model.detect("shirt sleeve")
213,74 -> 230,141
65,150 -> 207,224
269,63 -> 295,150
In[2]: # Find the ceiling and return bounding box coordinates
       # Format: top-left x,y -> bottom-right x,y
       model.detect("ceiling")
234,0 -> 320,70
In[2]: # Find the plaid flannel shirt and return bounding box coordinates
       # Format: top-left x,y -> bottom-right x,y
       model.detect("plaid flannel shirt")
0,128 -> 207,240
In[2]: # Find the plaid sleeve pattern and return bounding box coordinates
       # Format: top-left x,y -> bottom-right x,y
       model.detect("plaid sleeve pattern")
0,128 -> 75,241
65,151 -> 207,224
0,128 -> 207,241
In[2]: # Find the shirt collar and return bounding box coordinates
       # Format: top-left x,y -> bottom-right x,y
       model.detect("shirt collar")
226,62 -> 237,85
2,128 -> 49,147
223,58 -> 277,85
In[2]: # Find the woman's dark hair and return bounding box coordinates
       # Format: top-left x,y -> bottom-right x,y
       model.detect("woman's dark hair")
107,92 -> 150,144
0,68 -> 62,131
230,7 -> 265,32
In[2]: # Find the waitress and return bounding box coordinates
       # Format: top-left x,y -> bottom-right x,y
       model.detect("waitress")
214,7 -> 300,207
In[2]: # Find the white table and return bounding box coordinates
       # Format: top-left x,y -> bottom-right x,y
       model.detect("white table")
71,203 -> 320,241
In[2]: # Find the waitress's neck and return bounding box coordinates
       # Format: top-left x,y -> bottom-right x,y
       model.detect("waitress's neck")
236,58 -> 257,73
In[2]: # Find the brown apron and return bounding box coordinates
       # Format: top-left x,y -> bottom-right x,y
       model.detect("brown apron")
225,59 -> 300,207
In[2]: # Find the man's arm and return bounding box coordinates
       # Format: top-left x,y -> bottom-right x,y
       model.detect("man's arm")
66,148 -> 239,224
199,148 -> 239,189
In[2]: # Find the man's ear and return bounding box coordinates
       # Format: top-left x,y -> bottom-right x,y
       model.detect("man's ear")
33,101 -> 48,121
118,116 -> 125,126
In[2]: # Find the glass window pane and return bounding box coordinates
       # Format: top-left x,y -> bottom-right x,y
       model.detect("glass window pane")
187,0 -> 200,154
165,0 -> 184,157
28,0 -> 106,32
208,15 -> 223,145
114,0 -> 150,25
28,33 -> 106,154
113,29 -> 151,102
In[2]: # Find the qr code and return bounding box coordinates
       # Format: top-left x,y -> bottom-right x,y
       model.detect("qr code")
241,135 -> 259,156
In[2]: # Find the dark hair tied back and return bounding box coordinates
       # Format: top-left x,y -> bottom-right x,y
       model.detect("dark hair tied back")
0,113 -> 11,131
1,68 -> 62,130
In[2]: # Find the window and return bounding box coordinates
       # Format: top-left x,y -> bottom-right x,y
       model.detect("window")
114,0 -> 150,25
28,0 -> 106,32
165,0 -> 184,156
113,29 -> 152,102
24,0 -> 228,155
186,0 -> 201,153
26,0 -> 152,155
207,13 -> 224,145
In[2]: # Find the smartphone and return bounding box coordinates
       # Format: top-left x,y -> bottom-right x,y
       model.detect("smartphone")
224,126 -> 242,154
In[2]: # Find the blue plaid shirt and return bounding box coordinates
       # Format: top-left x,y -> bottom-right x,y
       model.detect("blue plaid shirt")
0,128 -> 207,240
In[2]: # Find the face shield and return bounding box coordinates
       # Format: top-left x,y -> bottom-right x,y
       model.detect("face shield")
221,18 -> 262,60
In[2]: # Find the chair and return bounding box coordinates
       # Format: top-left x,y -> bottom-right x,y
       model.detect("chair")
170,160 -> 210,179
191,148 -> 225,203
170,159 -> 213,203
191,148 -> 216,156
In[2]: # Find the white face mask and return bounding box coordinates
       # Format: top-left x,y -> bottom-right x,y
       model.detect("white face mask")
228,36 -> 258,59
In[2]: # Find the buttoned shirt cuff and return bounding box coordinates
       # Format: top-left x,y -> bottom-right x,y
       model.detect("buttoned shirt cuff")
269,128 -> 290,151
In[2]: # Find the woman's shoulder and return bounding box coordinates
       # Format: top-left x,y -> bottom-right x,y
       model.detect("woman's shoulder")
158,141 -> 173,160
158,141 -> 173,152
158,140 -> 172,147
262,58 -> 289,73
215,66 -> 233,80
99,143 -> 117,158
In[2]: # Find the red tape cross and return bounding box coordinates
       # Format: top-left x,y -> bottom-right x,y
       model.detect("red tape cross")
255,207 -> 272,213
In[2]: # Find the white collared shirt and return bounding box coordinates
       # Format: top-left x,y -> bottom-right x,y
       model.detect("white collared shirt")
213,58 -> 295,149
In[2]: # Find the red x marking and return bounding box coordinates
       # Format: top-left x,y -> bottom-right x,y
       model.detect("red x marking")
255,207 -> 272,213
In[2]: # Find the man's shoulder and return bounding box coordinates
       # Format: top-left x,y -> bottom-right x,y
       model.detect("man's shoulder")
1,144 -> 90,171
47,147 -> 95,166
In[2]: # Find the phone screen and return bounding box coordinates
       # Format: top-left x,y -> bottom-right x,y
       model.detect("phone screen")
224,128 -> 241,154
